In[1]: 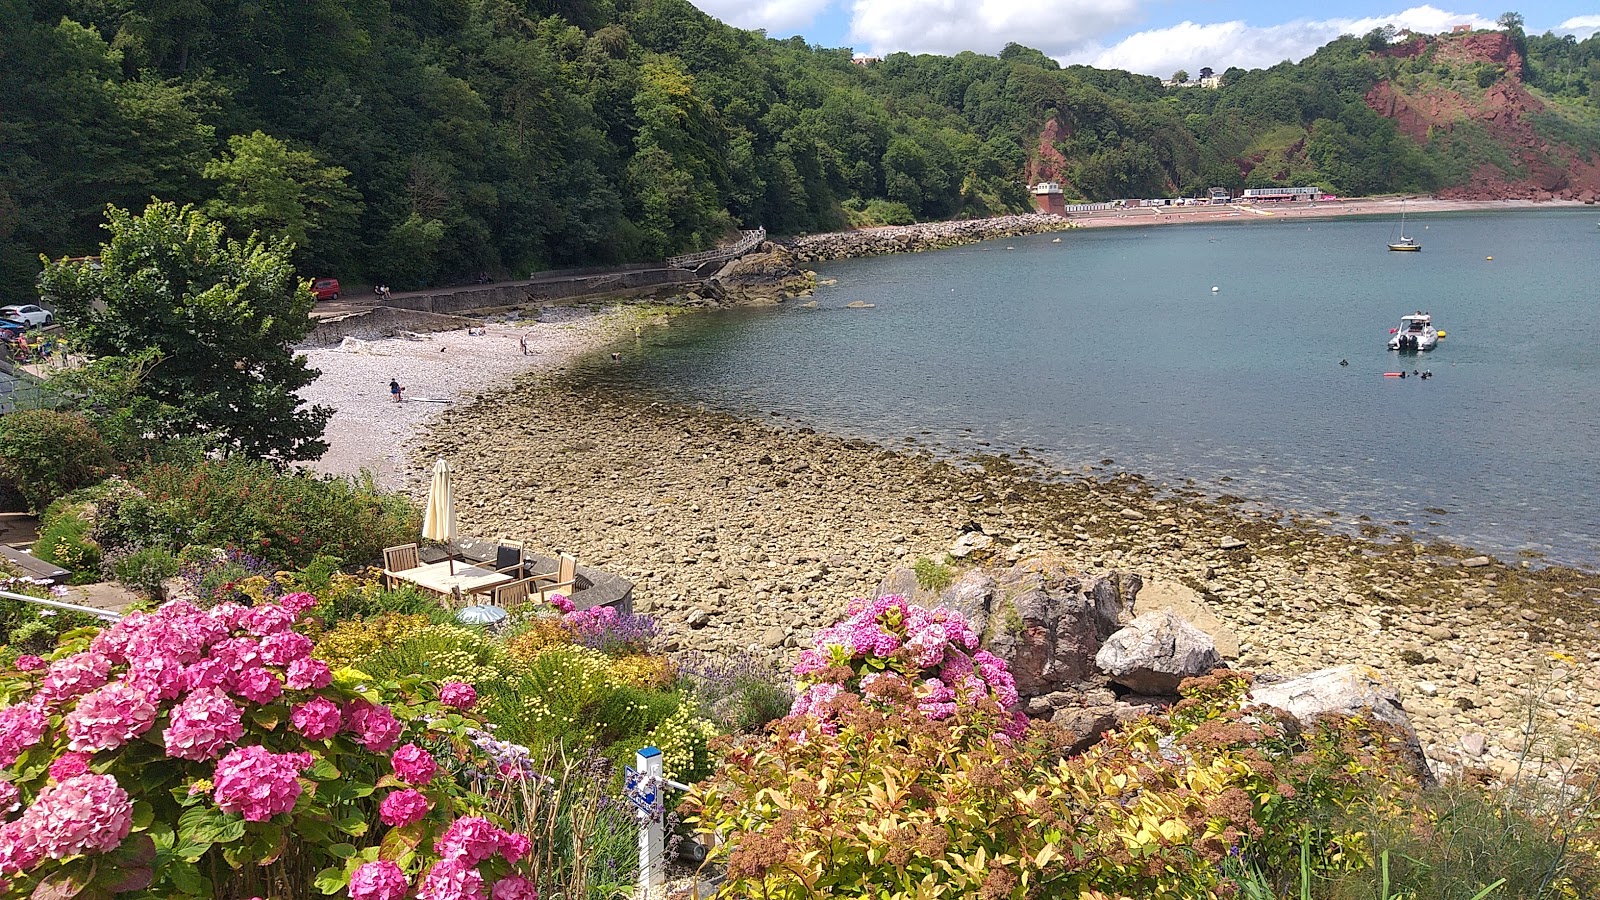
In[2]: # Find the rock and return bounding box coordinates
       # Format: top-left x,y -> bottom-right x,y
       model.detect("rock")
1460,733 -> 1487,758
844,300 -> 876,309
948,532 -> 994,559
1131,578 -> 1241,659
1416,681 -> 1439,697
873,567 -> 919,599
1220,536 -> 1247,551
975,557 -> 1136,697
1461,556 -> 1493,568
1050,705 -> 1120,753
761,626 -> 787,648
1247,665 -> 1432,783
942,570 -> 998,637
685,609 -> 712,629
1095,610 -> 1223,694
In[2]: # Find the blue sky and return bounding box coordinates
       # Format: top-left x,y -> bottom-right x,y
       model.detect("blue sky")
686,1 -> 1600,77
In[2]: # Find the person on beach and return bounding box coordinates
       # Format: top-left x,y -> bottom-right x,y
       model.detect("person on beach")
519,336 -> 528,355
390,378 -> 404,402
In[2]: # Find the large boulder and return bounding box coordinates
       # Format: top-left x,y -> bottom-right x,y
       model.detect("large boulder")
940,555 -> 1136,697
1131,578 -> 1240,659
1247,665 -> 1432,783
1095,609 -> 1222,694
704,246 -> 814,303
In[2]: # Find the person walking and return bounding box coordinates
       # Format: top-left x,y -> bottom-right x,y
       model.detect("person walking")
389,378 -> 405,403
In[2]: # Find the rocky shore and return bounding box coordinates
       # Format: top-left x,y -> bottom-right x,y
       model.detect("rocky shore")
782,213 -> 1074,262
415,375 -> 1600,777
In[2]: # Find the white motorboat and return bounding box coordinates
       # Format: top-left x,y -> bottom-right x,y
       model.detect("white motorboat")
1387,312 -> 1440,351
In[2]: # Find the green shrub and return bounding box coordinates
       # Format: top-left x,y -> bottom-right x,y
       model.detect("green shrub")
108,545 -> 179,596
34,503 -> 102,575
912,555 -> 954,591
0,409 -> 115,511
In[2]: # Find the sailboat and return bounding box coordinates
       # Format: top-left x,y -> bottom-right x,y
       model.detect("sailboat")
1388,201 -> 1421,251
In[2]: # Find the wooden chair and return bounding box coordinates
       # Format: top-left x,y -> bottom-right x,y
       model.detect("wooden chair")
382,543 -> 421,590
488,577 -> 535,611
530,553 -> 578,604
490,539 -> 527,577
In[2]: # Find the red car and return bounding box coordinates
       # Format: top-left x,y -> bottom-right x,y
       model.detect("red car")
309,277 -> 341,301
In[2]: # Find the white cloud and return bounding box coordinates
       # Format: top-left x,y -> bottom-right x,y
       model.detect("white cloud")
1079,6 -> 1500,77
846,0 -> 1144,59
689,0 -> 837,34
1558,15 -> 1600,40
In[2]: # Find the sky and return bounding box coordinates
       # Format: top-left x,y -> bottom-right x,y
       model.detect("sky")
685,1 -> 1600,78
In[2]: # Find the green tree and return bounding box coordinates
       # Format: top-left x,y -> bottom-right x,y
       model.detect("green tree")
37,201 -> 331,462
203,131 -> 363,274
0,410 -> 115,512
1172,70 -> 1189,84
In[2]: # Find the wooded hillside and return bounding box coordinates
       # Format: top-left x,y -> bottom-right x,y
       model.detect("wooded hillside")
2,1 -> 1596,291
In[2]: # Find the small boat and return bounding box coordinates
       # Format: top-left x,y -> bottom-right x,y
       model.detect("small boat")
1387,311 -> 1439,351
1388,201 -> 1421,251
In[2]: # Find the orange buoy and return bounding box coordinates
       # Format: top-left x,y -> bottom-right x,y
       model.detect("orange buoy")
1384,372 -> 1404,377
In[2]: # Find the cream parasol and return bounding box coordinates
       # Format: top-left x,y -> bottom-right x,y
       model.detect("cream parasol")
421,458 -> 456,573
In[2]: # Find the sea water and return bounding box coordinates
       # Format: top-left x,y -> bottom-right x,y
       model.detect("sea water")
576,208 -> 1600,569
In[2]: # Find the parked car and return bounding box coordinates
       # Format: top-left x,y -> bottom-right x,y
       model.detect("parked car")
309,278 -> 341,301
0,304 -> 53,327
0,320 -> 26,341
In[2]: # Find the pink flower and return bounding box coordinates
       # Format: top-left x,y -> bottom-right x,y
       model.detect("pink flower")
65,682 -> 158,752
350,860 -> 410,900
548,594 -> 574,614
491,875 -> 539,900
391,744 -> 437,785
436,816 -> 504,865
35,652 -> 111,708
47,752 -> 91,781
6,773 -> 132,860
346,701 -> 402,752
241,604 -> 295,636
163,687 -> 244,761
0,705 -> 48,768
278,592 -> 319,618
12,656 -> 43,673
213,746 -> 313,821
183,659 -> 230,692
0,781 -> 18,815
438,681 -> 477,710
498,831 -> 532,864
0,822 -> 40,874
417,859 -> 486,900
126,652 -> 186,702
232,666 -> 283,704
260,632 -> 313,667
378,788 -> 430,827
290,697 -> 342,741
284,657 -> 332,691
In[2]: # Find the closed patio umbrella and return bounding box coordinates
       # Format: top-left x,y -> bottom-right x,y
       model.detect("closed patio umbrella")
421,458 -> 456,573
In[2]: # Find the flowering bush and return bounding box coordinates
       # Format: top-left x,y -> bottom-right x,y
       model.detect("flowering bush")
0,590 -> 544,899
791,595 -> 1025,738
313,612 -> 433,667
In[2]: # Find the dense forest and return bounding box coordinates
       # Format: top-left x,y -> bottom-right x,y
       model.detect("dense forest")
2,1 -> 1598,291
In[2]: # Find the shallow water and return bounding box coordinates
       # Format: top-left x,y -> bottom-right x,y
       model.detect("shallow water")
575,209 -> 1600,568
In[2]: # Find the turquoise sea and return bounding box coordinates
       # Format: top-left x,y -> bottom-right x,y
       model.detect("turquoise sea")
576,208 -> 1600,569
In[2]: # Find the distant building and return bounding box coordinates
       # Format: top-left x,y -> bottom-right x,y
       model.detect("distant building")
1451,24 -> 1472,34
851,56 -> 881,66
1241,186 -> 1321,201
1198,75 -> 1222,89
1208,187 -> 1232,204
1032,182 -> 1066,215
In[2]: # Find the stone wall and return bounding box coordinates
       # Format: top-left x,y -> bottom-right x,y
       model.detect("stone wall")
301,307 -> 478,348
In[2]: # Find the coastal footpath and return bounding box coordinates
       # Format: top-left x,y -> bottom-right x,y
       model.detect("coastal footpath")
410,371 -> 1600,778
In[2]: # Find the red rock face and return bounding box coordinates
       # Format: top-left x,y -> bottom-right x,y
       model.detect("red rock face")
1364,33 -> 1600,201
1027,116 -> 1075,191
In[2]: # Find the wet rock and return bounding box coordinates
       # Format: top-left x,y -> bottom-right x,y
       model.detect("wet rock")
1095,610 -> 1223,695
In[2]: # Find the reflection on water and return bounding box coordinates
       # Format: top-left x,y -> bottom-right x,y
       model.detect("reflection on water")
572,209 -> 1600,569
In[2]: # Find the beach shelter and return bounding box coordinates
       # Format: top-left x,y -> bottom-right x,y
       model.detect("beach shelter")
421,458 -> 457,573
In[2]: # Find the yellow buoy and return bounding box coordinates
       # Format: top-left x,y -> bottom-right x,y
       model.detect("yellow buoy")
1436,330 -> 1446,338
1486,256 -> 1493,261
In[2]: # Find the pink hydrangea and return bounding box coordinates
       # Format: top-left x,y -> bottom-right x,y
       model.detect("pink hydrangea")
35,652 -> 111,708
391,744 -> 437,785
436,816 -> 504,865
4,773 -> 132,861
260,632 -> 313,667
278,592 -> 319,618
350,860 -> 411,900
284,657 -> 332,691
498,831 -> 532,864
232,666 -> 283,705
491,875 -> 539,900
208,602 -> 249,631
0,780 -> 17,815
438,681 -> 477,710
126,652 -> 186,702
290,697 -> 343,741
163,687 -> 245,761
378,788 -> 430,827
183,659 -> 230,692
0,705 -> 48,768
346,701 -> 402,752
548,594 -> 574,614
47,752 -> 91,781
0,821 -> 41,874
65,682 -> 159,752
12,656 -> 43,673
210,637 -> 264,671
241,604 -> 295,636
417,859 -> 486,900
213,746 -> 313,821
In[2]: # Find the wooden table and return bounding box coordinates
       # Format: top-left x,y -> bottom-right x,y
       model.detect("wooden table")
387,561 -> 512,599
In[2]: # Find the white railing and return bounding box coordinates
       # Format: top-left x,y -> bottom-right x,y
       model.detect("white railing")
666,228 -> 767,270
0,588 -> 123,621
